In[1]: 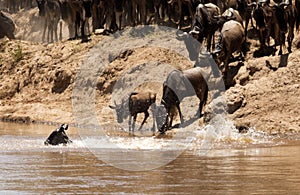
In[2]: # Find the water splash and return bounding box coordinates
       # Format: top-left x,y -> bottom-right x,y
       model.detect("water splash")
190,114 -> 279,157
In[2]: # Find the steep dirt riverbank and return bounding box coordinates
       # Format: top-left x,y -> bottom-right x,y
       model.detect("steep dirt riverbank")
0,8 -> 299,136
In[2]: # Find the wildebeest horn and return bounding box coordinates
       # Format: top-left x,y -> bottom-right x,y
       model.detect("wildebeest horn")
168,0 -> 175,4
248,2 -> 257,7
213,15 -> 221,19
279,2 -> 289,6
176,31 -> 188,40
109,105 -> 116,109
258,0 -> 267,3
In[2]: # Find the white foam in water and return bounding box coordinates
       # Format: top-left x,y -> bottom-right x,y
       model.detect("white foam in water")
81,136 -> 191,151
0,135 -> 87,152
190,114 -> 277,156
0,115 -> 276,155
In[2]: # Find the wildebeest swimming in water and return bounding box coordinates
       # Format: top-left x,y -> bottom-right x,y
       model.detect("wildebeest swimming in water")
44,124 -> 72,145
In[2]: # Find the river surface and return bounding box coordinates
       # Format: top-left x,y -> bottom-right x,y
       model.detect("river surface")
0,121 -> 300,194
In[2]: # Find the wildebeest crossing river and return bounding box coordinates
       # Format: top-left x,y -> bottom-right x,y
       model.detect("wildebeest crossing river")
0,121 -> 299,194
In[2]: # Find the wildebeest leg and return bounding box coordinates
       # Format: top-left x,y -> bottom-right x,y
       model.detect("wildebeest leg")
59,20 -> 62,41
163,114 -> 171,131
245,16 -> 249,38
176,103 -> 183,124
150,104 -> 156,133
42,18 -> 47,42
48,19 -> 54,43
116,11 -> 122,30
81,19 -> 88,42
128,115 -> 132,132
287,27 -> 294,53
278,32 -> 285,55
177,0 -> 183,29
162,111 -> 172,131
132,114 -> 137,132
138,111 -> 149,131
258,29 -> 265,48
74,12 -> 80,39
54,19 -> 59,42
207,34 -> 212,52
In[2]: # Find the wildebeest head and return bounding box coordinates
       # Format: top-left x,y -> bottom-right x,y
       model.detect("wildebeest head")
109,99 -> 129,123
36,0 -> 46,17
176,30 -> 201,61
253,2 -> 266,29
275,2 -> 288,32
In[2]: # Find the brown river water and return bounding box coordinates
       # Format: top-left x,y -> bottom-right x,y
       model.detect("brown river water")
0,121 -> 299,194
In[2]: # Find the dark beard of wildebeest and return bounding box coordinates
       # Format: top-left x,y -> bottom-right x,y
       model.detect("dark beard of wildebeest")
109,92 -> 157,133
0,11 -> 15,39
189,3 -> 220,52
160,67 -> 208,133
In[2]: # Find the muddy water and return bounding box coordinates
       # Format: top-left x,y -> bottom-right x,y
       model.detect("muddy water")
0,122 -> 300,194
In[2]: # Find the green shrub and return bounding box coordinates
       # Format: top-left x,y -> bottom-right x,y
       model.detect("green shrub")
11,44 -> 23,63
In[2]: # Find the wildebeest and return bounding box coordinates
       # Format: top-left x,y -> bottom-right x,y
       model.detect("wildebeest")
237,0 -> 254,37
109,91 -> 157,133
253,0 -> 275,49
212,20 -> 246,80
4,0 -> 34,13
44,124 -> 72,145
189,3 -> 220,52
254,0 -> 298,55
168,0 -> 194,29
36,0 -> 62,43
215,8 -> 243,29
0,11 -> 15,39
273,1 -> 298,54
59,0 -> 91,42
160,67 -> 208,133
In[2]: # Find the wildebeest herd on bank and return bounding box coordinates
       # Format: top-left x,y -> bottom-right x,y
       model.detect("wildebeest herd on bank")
1,0 -> 300,134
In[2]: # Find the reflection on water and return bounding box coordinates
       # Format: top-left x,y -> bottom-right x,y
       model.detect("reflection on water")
0,122 -> 300,194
